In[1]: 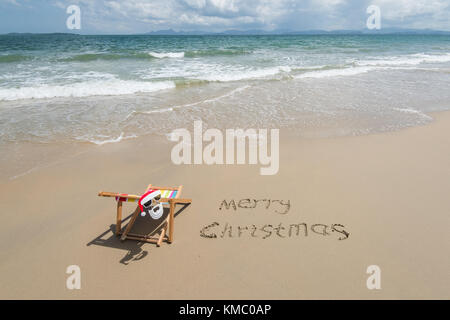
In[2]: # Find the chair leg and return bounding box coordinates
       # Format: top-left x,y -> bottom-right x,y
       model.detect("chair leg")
157,221 -> 168,247
115,201 -> 123,236
120,206 -> 140,241
168,200 -> 175,243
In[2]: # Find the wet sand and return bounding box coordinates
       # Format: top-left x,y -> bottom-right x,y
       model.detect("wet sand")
0,111 -> 449,299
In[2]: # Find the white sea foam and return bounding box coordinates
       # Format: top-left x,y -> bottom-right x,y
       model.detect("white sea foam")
393,108 -> 433,120
198,85 -> 251,104
357,53 -> 450,67
77,132 -> 138,145
172,85 -> 251,109
149,51 -> 185,58
0,80 -> 176,101
200,66 -> 291,82
126,107 -> 174,118
295,66 -> 375,79
90,133 -> 125,145
126,85 -> 251,122
416,53 -> 450,63
141,107 -> 174,114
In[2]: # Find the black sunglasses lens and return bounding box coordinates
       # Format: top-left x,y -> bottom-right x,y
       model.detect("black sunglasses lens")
143,200 -> 152,207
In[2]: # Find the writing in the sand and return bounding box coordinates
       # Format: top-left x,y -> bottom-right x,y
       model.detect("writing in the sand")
219,199 -> 291,214
200,198 -> 350,241
200,222 -> 349,240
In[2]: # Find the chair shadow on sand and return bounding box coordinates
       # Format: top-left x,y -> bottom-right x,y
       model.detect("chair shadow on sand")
87,203 -> 190,265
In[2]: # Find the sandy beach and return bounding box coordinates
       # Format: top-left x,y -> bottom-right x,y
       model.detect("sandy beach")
0,110 -> 448,300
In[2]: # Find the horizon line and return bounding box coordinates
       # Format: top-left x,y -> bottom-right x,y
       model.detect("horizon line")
2,28 -> 450,36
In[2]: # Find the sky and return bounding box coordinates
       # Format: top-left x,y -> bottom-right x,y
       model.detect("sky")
0,0 -> 449,34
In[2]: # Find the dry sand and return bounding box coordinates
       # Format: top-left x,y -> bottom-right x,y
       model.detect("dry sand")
0,111 -> 449,299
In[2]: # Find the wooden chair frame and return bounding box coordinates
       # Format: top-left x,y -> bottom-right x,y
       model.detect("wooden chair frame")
98,184 -> 191,246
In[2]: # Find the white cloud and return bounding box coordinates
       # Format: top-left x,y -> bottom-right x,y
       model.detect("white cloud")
373,0 -> 449,29
5,0 -> 21,5
374,0 -> 448,20
48,0 -> 450,32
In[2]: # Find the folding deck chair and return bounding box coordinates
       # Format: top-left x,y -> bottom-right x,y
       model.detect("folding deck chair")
98,184 -> 191,246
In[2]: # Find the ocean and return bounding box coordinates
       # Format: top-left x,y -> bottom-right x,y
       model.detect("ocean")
0,34 -> 449,144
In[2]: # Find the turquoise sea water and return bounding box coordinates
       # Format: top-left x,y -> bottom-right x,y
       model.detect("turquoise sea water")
0,34 -> 449,143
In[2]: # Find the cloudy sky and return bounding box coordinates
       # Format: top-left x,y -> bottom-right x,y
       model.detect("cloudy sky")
0,0 -> 449,34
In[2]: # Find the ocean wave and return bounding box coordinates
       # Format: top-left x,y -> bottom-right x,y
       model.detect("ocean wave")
148,51 -> 185,58
201,85 -> 251,103
126,85 -> 251,120
291,65 -> 328,71
198,66 -> 291,82
60,48 -> 249,62
393,107 -> 432,120
76,132 -> 138,145
125,107 -> 174,119
185,48 -> 251,57
295,66 -> 375,79
0,80 -> 175,101
356,53 -> 450,67
61,52 -> 154,62
172,85 -> 251,109
140,107 -> 174,114
0,54 -> 30,63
